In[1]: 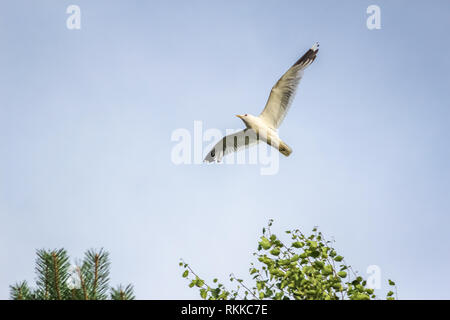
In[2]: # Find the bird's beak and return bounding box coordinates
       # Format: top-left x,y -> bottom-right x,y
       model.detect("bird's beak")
236,115 -> 243,119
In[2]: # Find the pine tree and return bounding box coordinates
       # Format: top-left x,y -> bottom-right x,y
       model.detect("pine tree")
10,248 -> 135,300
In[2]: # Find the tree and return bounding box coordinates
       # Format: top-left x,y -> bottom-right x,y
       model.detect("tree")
10,248 -> 134,300
180,220 -> 397,300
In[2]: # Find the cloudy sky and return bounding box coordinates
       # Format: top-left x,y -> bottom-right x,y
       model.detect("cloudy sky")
1,0 -> 449,299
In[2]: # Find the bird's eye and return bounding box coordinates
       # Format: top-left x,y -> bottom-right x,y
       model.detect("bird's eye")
245,114 -> 248,116
211,150 -> 215,157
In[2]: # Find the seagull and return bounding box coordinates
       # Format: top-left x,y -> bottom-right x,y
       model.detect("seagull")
204,42 -> 319,163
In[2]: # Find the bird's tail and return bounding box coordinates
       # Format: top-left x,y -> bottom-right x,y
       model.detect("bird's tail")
278,140 -> 292,157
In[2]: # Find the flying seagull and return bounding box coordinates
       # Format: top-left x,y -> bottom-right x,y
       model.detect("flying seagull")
204,42 -> 319,163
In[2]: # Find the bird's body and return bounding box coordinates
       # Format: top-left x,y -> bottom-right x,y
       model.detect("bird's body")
204,42 -> 319,163
236,114 -> 292,157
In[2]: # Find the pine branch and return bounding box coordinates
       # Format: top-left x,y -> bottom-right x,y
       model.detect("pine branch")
77,266 -> 89,300
82,248 -> 111,300
51,252 -> 62,299
35,250 -> 50,299
9,281 -> 32,300
35,249 -> 71,300
9,248 -> 134,300
111,284 -> 135,300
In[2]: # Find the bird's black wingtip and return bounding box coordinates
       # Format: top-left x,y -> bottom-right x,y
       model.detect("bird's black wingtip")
311,42 -> 319,52
293,42 -> 320,68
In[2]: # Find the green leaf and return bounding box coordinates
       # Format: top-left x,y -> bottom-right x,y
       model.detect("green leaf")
308,241 -> 318,249
259,237 -> 272,250
314,261 -> 324,269
337,271 -> 347,278
334,256 -> 344,262
278,259 -> 289,266
270,248 -> 280,256
332,283 -> 342,291
388,279 -> 396,286
256,281 -> 263,291
195,279 -> 204,287
182,270 -> 189,278
292,241 -> 303,248
355,293 -> 370,300
322,265 -> 333,276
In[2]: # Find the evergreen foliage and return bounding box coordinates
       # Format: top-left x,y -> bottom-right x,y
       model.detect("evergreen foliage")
10,248 -> 134,300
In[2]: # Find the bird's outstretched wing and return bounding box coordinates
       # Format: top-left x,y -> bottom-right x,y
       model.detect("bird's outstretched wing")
259,42 -> 319,129
204,129 -> 259,163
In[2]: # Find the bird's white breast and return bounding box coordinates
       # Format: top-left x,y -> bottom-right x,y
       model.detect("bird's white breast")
248,116 -> 281,146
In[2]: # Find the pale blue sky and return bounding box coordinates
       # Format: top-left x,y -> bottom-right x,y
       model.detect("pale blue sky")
1,0 -> 449,299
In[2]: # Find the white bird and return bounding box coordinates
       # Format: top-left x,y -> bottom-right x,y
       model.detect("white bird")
204,42 -> 319,163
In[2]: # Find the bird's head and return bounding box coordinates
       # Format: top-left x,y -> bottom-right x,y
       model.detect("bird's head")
236,114 -> 251,125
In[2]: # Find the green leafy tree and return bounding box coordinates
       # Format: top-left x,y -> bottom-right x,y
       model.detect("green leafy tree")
181,220 -> 397,300
10,248 -> 135,300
